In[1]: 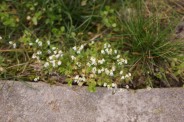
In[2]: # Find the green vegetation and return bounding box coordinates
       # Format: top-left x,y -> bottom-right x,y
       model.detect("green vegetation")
0,0 -> 184,91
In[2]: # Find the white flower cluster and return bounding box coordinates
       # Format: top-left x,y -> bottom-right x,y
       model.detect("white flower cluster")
101,43 -> 117,55
87,57 -> 106,67
9,41 -> 17,48
103,82 -> 117,89
32,51 -> 42,60
73,74 -> 86,83
29,39 -> 50,47
76,62 -> 81,67
116,55 -> 127,65
35,39 -> 42,47
31,39 -> 45,60
34,76 -> 39,82
120,73 -> 131,80
98,58 -> 105,64
44,48 -> 63,68
77,42 -> 129,80
87,57 -> 97,66
72,44 -> 85,54
87,57 -> 115,76
71,55 -> 76,60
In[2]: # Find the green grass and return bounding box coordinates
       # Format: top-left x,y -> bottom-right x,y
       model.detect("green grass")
0,0 -> 184,91
116,0 -> 184,88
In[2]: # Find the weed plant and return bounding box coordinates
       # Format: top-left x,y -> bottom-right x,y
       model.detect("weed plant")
0,0 -> 184,91
117,0 -> 184,88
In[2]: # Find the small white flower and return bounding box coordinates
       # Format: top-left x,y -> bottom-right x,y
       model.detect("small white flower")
13,43 -> 16,48
87,62 -> 91,67
76,62 -> 81,67
36,51 -> 42,55
101,68 -> 105,72
114,50 -> 117,54
107,44 -> 111,48
121,76 -> 125,80
79,45 -> 84,50
52,47 -> 56,50
34,78 -> 37,82
49,55 -> 54,60
73,46 -> 77,51
58,50 -> 63,54
107,85 -> 111,90
124,59 -> 128,64
90,57 -> 96,65
48,50 -> 51,54
29,42 -> 33,46
105,48 -> 109,53
92,67 -> 97,74
104,43 -> 107,48
59,53 -> 63,57
128,73 -> 131,77
111,83 -> 116,88
34,77 -> 39,82
9,41 -> 13,44
98,69 -> 102,74
51,60 -> 56,67
9,41 -> 17,48
38,41 -> 42,47
98,60 -> 102,64
120,71 -> 123,75
26,16 -> 31,20
98,58 -> 105,64
77,50 -> 81,54
52,62 -> 56,67
44,62 -> 49,67
116,55 -> 120,59
109,48 -> 112,55
118,62 -> 122,65
74,75 -> 80,83
0,36 -> 2,40
32,53 -> 37,59
112,66 -> 116,71
57,61 -> 62,65
80,76 -> 86,82
47,40 -> 50,45
101,50 -> 105,54
74,75 -> 79,79
74,75 -> 79,82
125,85 -> 129,89
35,39 -> 39,43
109,71 -> 114,76
54,50 -> 57,54
71,55 -> 76,60
105,68 -> 110,75
103,83 -> 107,87
55,54 -> 60,58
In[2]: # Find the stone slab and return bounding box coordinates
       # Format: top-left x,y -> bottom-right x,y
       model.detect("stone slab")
0,81 -> 184,122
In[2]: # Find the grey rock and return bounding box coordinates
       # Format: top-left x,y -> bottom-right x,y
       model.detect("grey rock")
0,81 -> 184,122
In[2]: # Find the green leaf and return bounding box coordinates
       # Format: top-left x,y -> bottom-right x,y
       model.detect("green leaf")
32,17 -> 37,25
87,79 -> 96,92
67,78 -> 73,87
